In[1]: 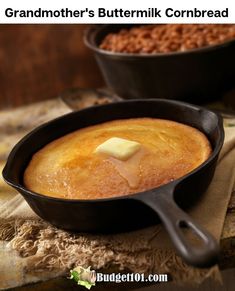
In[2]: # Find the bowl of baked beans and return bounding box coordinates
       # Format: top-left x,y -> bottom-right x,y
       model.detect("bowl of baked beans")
85,24 -> 235,102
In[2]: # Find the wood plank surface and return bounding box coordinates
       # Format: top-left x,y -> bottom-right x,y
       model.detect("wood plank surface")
0,25 -> 104,109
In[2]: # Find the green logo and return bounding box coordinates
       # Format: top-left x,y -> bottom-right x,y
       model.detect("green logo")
69,266 -> 96,289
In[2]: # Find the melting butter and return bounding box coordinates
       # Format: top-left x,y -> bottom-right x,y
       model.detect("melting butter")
95,137 -> 141,161
108,148 -> 146,188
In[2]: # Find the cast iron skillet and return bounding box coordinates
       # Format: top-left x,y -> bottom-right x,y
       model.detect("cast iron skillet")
2,99 -> 224,268
84,24 -> 235,103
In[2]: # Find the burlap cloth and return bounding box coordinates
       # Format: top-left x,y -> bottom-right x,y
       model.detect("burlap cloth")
0,99 -> 235,290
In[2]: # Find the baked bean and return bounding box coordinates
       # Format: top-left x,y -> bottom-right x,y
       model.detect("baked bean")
99,24 -> 235,54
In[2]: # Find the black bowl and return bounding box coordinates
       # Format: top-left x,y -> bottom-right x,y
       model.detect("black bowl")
84,24 -> 235,103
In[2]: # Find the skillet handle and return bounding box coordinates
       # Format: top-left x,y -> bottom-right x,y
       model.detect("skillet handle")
136,192 -> 219,268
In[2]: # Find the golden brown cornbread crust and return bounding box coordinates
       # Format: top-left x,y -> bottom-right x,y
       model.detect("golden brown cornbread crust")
24,118 -> 212,199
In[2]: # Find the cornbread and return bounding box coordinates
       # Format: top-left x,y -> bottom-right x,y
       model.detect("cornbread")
24,118 -> 212,199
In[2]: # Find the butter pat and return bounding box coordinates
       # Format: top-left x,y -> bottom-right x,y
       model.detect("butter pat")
95,137 -> 141,160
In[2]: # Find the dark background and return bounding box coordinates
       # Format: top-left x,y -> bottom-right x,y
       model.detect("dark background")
0,24 -> 104,108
